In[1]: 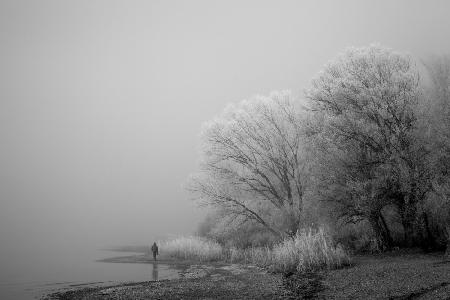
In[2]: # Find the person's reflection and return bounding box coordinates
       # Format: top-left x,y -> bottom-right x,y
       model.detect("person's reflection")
152,262 -> 158,281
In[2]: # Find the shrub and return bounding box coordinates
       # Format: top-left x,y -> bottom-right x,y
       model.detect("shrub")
333,221 -> 375,253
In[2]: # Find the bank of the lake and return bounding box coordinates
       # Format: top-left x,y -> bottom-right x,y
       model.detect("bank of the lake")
44,252 -> 450,300
44,262 -> 290,300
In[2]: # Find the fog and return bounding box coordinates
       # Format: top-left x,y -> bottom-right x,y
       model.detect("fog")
1,0 -> 450,282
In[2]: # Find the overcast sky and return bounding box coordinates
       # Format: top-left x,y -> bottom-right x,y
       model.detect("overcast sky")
1,0 -> 450,261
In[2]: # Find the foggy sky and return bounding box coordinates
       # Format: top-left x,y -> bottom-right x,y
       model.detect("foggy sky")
1,0 -> 450,264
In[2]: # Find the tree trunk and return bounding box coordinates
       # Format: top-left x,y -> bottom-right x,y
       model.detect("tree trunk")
446,240 -> 450,259
379,213 -> 394,249
421,212 -> 435,251
401,206 -> 417,247
445,225 -> 450,260
369,213 -> 388,252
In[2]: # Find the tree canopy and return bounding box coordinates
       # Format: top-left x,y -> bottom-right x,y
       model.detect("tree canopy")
188,91 -> 308,237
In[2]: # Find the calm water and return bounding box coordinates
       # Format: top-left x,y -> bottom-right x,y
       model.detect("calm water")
0,249 -> 179,300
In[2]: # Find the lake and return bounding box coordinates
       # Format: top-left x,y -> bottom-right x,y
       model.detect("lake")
0,249 -> 180,300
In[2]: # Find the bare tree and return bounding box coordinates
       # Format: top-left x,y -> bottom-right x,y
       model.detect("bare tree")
307,45 -> 426,248
187,91 -> 307,238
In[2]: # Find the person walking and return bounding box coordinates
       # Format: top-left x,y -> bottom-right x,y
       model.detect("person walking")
151,242 -> 159,261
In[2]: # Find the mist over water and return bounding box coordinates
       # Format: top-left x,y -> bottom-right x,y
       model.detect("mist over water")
1,0 -> 450,299
0,249 -> 179,299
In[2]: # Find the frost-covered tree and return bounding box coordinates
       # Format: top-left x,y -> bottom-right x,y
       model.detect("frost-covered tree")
187,91 -> 307,238
307,45 -> 427,247
423,55 -> 450,255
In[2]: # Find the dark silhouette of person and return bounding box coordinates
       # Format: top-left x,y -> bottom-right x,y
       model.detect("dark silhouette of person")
151,242 -> 158,261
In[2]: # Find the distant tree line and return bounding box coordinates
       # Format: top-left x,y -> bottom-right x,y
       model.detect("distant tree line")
187,45 -> 450,256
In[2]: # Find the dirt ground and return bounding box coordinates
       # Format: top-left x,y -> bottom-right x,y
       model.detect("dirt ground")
318,253 -> 450,299
286,253 -> 450,300
44,253 -> 450,300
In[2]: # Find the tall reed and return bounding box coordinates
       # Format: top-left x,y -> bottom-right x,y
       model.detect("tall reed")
271,227 -> 350,272
159,236 -> 224,262
159,227 -> 350,272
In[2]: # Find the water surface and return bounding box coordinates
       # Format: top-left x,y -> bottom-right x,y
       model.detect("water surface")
0,249 -> 179,300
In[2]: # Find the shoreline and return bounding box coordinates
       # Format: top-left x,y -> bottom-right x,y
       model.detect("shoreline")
43,254 -> 290,300
44,252 -> 450,300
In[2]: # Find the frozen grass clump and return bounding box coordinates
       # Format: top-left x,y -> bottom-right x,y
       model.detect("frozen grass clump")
160,227 -> 350,272
160,236 -> 224,262
272,227 -> 351,273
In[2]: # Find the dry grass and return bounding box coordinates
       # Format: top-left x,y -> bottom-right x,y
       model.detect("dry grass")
160,228 -> 350,272
228,246 -> 273,266
159,236 -> 224,262
271,227 -> 350,273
